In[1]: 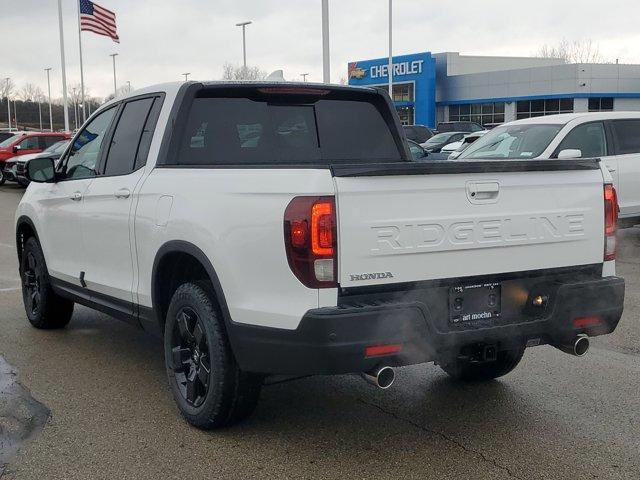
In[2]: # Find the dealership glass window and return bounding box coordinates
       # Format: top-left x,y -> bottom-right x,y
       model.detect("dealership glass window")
449,102 -> 505,126
588,97 -> 614,112
516,98 -> 574,119
392,83 -> 414,102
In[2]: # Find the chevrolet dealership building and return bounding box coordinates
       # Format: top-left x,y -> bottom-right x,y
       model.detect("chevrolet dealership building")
347,52 -> 640,128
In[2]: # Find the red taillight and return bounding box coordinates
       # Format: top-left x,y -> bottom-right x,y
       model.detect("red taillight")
284,196 -> 337,288
604,184 -> 618,261
311,202 -> 334,256
365,344 -> 403,358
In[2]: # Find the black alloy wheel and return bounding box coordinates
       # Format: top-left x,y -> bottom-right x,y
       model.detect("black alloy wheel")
170,307 -> 212,408
22,251 -> 42,317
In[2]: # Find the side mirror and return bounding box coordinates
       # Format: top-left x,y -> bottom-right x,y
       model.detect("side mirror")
25,157 -> 56,183
12,145 -> 21,154
557,148 -> 582,159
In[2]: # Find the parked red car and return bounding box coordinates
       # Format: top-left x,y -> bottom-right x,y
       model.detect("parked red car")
0,132 -> 70,185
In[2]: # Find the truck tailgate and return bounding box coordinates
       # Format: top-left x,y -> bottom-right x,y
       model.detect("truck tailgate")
333,161 -> 605,287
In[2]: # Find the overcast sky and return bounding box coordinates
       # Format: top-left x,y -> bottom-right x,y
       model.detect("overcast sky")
3,0 -> 640,99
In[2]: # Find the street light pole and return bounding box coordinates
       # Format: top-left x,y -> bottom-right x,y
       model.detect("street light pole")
321,0 -> 330,83
388,0 -> 393,96
72,87 -> 77,130
235,21 -> 252,69
38,99 -> 43,131
109,53 -> 118,97
126,80 -> 131,92
301,73 -> 309,82
57,0 -> 69,132
4,78 -> 10,131
45,68 -> 53,131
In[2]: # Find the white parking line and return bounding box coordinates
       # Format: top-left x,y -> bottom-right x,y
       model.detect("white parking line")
0,243 -> 14,249
0,287 -> 20,293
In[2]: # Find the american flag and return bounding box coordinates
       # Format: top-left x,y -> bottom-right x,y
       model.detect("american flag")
79,0 -> 119,43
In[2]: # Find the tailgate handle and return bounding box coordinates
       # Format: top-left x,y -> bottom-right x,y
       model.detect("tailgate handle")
467,182 -> 500,202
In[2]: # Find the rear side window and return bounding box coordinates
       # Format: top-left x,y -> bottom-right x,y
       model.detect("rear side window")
103,97 -> 155,176
175,91 -> 402,166
41,136 -> 65,149
611,119 -> 640,155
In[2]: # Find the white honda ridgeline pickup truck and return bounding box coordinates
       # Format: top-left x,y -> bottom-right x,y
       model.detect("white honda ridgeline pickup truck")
16,82 -> 625,429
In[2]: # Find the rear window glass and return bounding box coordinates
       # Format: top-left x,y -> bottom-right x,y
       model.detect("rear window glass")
175,92 -> 402,166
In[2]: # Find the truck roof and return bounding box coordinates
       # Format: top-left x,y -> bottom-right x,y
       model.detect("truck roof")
508,110 -> 640,126
107,81 -> 380,107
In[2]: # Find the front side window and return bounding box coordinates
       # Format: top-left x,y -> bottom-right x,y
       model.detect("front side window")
19,136 -> 40,150
58,107 -> 117,180
611,119 -> 640,155
459,124 -> 563,159
556,122 -> 607,158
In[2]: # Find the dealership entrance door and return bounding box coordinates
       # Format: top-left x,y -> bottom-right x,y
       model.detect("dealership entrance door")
396,106 -> 414,125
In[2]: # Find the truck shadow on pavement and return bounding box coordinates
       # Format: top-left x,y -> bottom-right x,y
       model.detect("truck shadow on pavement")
0,357 -> 50,477
4,304 -> 637,479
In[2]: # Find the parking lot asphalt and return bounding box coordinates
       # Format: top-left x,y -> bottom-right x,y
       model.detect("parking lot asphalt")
0,183 -> 639,480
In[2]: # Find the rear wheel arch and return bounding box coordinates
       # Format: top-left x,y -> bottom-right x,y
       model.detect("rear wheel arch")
151,241 -> 234,336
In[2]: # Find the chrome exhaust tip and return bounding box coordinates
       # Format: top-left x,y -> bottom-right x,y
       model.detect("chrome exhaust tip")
554,334 -> 590,357
361,366 -> 395,389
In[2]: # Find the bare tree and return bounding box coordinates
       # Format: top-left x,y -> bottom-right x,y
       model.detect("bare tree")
67,83 -> 82,105
0,78 -> 15,99
19,83 -> 42,101
103,84 -> 131,103
536,38 -> 603,63
222,63 -> 267,81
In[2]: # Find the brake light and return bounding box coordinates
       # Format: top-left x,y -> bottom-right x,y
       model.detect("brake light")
284,196 -> 337,288
257,87 -> 330,96
604,184 -> 618,261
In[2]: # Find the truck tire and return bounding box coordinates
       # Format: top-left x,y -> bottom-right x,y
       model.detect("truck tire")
20,237 -> 74,329
164,282 -> 262,429
440,347 -> 525,381
0,169 -> 5,186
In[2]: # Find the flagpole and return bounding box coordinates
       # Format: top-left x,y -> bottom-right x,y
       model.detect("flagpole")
77,0 -> 86,123
57,0 -> 70,132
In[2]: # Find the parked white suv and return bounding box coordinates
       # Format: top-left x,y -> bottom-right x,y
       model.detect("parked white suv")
16,82 -> 625,429
458,112 -> 640,226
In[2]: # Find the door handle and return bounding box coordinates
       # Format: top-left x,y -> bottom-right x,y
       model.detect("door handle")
607,166 -> 616,173
70,191 -> 83,201
467,181 -> 500,203
114,188 -> 131,199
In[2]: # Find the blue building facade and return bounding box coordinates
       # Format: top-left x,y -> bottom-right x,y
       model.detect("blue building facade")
347,52 -> 436,128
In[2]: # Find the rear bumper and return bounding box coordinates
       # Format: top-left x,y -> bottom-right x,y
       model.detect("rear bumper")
229,275 -> 625,375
